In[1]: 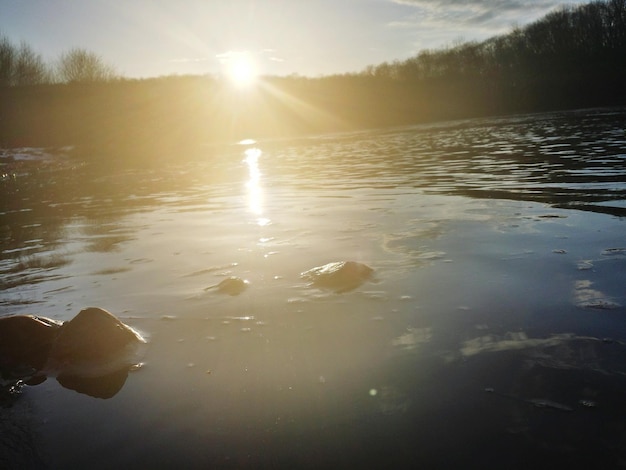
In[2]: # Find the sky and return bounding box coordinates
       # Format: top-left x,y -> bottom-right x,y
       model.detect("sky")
1,0 -> 582,79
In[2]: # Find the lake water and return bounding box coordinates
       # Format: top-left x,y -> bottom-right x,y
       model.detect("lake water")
2,107 -> 626,468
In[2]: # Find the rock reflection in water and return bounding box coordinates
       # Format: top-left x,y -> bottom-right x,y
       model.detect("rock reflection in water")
55,367 -> 137,399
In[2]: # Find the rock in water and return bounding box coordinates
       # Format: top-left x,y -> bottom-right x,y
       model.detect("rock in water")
48,307 -> 145,366
205,276 -> 250,296
217,277 -> 249,295
0,315 -> 62,372
0,308 -> 144,399
301,261 -> 374,293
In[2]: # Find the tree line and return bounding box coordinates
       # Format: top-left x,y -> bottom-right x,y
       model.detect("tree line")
0,0 -> 625,164
357,0 -> 626,113
0,36 -> 117,86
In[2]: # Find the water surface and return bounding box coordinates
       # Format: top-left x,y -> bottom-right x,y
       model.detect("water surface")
1,107 -> 626,468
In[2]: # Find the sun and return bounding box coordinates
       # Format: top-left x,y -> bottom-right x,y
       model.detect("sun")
227,53 -> 258,88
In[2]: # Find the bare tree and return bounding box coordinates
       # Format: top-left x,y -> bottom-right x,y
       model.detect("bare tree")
14,41 -> 50,85
0,35 -> 16,86
56,48 -> 117,83
0,35 -> 50,86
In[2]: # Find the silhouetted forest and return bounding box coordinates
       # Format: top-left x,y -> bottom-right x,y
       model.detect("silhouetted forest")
360,0 -> 626,116
1,0 -> 625,164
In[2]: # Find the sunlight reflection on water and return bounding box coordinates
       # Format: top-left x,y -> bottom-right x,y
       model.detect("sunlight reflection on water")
244,146 -> 264,218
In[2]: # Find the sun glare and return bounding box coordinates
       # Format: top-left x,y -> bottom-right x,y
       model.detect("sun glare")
227,54 -> 258,88
244,146 -> 265,221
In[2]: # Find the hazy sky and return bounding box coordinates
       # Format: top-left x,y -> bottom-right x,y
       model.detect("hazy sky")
1,0 -> 581,78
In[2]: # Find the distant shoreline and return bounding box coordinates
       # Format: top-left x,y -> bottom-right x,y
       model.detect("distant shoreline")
1,0 -> 625,164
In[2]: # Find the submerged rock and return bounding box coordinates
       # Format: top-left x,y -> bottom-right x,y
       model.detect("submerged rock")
0,307 -> 145,399
205,276 -> 250,296
601,247 -> 626,256
301,261 -> 374,293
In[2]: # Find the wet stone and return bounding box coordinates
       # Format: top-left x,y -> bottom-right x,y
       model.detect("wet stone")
300,261 -> 374,293
0,307 -> 145,399
205,277 -> 250,296
0,315 -> 62,372
49,307 -> 145,365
